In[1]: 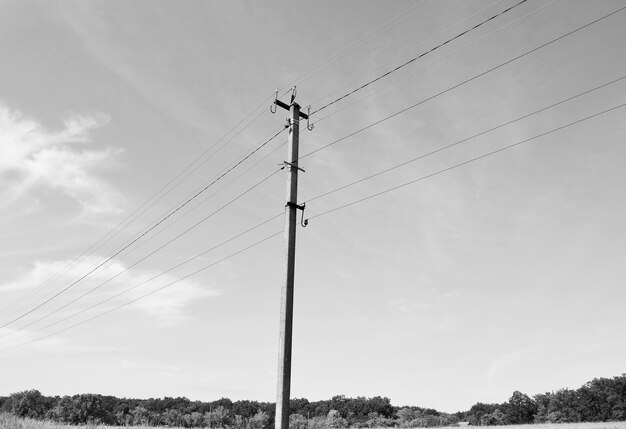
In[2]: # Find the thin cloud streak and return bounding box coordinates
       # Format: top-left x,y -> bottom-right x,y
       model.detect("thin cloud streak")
0,256 -> 219,327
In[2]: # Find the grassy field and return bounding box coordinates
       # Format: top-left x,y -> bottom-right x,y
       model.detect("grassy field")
0,413 -> 167,429
444,424 -> 626,429
1,414 -> 625,429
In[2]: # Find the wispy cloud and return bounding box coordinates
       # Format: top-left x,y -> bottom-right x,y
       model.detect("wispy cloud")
0,103 -> 123,217
0,256 -> 219,327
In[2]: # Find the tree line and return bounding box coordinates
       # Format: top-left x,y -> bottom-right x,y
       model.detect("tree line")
0,392 -> 457,428
1,374 -> 624,427
459,374 -> 626,425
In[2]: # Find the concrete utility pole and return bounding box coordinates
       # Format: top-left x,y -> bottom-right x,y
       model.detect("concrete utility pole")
273,89 -> 309,429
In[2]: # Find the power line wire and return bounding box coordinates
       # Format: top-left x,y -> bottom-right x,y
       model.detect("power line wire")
94,138 -> 288,269
50,124 -> 286,293
2,152 -> 286,338
0,92 -> 275,314
0,168 -> 283,338
278,0 -> 429,91
49,0 -> 544,312
0,210 -> 284,345
307,0 -> 508,107
0,230 -> 283,352
300,3 -> 626,161
310,0 -> 529,115
7,123 -> 288,329
307,103 -> 626,222
312,0 -> 558,126
0,125 -> 288,329
26,98 -> 620,348
9,0 -> 534,316
305,75 -> 626,204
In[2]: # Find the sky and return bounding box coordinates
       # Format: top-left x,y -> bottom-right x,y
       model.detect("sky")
0,0 -> 625,414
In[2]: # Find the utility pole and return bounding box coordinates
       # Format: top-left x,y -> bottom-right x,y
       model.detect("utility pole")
272,88 -> 310,429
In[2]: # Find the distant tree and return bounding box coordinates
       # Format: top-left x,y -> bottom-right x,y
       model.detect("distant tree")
163,408 -> 184,427
0,396 -> 11,413
533,393 -> 551,423
466,403 -> 499,425
396,407 -> 418,423
49,394 -> 112,425
579,376 -> 626,421
205,404 -> 231,428
607,374 -> 626,420
290,413 -> 309,429
130,405 -> 152,426
453,411 -> 466,422
327,409 -> 349,428
314,402 -> 331,417
308,415 -> 328,429
115,409 -> 133,426
9,390 -> 51,419
548,389 -> 581,422
410,414 -> 441,427
291,399 -> 311,416
440,413 -> 460,426
162,396 -> 191,413
480,409 -> 506,426
365,412 -> 396,428
505,391 -> 536,424
233,414 -> 246,429
231,400 -> 256,419
248,409 -> 270,429
210,397 -> 234,411
367,397 -> 395,419
184,411 -> 205,427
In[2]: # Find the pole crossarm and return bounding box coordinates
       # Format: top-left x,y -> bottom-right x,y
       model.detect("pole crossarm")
274,99 -> 309,119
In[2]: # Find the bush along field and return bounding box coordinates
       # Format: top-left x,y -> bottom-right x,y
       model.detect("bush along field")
1,374 -> 624,428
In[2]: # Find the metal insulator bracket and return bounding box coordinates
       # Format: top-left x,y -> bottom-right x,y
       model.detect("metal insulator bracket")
270,89 -> 278,113
285,202 -> 308,227
306,106 -> 314,131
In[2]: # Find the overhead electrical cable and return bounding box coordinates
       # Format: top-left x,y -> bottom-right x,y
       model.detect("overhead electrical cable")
3,124 -> 287,324
0,230 -> 283,352
0,0 -> 527,314
310,0 -> 529,115
9,100 -> 623,350
40,125 -> 287,298
306,103 -> 626,222
278,0 -> 429,91
308,0 -> 509,107
0,125 -> 288,329
0,168 -> 283,338
20,126 -> 285,325
312,0 -> 558,125
304,75 -> 626,204
300,4 -> 626,161
131,124 -> 285,241
0,92 -> 275,314
94,138 -> 289,265
38,215 -> 282,337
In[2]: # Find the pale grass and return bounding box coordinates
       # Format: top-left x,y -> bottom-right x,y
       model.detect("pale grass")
0,412 -> 191,429
434,424 -> 626,429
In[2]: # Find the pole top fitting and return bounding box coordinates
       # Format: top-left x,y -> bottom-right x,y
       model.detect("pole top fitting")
290,86 -> 297,104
